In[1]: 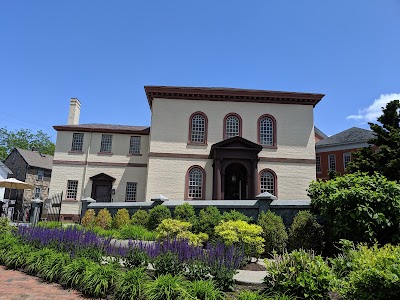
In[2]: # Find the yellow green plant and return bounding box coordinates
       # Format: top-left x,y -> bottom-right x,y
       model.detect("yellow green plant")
156,218 -> 208,246
95,208 -> 112,229
215,220 -> 265,258
112,208 -> 130,229
81,209 -> 96,228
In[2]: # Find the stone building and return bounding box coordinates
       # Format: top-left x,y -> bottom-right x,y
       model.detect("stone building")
50,86 -> 325,220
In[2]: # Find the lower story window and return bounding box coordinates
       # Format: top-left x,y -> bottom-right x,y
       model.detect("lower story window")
260,169 -> 276,196
34,187 -> 41,199
187,166 -> 205,199
126,182 -> 137,201
67,180 -> 78,200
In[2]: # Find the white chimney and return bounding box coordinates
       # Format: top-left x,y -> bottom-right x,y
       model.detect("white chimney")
68,98 -> 81,125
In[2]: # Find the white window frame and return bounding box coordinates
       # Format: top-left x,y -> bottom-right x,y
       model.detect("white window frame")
125,182 -> 137,202
190,114 -> 206,143
71,133 -> 84,152
316,156 -> 322,174
328,154 -> 336,171
66,180 -> 78,200
37,170 -> 44,181
225,115 -> 240,139
34,187 -> 41,199
188,167 -> 203,199
259,117 -> 274,146
100,134 -> 113,153
343,152 -> 351,170
129,136 -> 141,154
260,170 -> 275,196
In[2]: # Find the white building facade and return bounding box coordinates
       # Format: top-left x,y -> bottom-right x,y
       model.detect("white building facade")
50,87 -> 324,220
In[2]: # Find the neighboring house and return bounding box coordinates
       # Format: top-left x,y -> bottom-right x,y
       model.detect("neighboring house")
3,148 -> 53,202
314,126 -> 328,142
0,161 -> 13,201
50,86 -> 325,220
315,127 -> 375,180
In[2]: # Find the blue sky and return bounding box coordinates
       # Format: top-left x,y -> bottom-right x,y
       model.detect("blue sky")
1,0 -> 399,141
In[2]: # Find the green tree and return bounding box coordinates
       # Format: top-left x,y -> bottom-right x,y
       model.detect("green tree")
0,127 -> 55,161
348,100 -> 400,181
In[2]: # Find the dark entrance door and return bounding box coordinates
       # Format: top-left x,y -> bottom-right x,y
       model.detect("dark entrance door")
90,173 -> 115,202
224,163 -> 247,199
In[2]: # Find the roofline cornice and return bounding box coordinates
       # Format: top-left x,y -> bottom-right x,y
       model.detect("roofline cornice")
144,86 -> 325,108
53,126 -> 150,135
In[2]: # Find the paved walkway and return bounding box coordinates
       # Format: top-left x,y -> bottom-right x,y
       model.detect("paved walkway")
0,266 -> 88,300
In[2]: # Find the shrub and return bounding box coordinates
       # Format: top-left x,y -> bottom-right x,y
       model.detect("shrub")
194,206 -> 222,238
113,209 -> 130,229
288,210 -> 324,252
81,263 -> 119,298
186,260 -> 211,281
125,249 -> 150,269
114,268 -> 149,300
257,211 -> 288,255
215,220 -> 265,258
81,209 -> 96,228
39,251 -> 71,282
62,257 -> 93,289
131,209 -> 149,227
148,205 -> 171,230
264,249 -> 334,299
37,221 -> 63,229
188,280 -> 225,300
237,290 -> 264,300
95,208 -> 112,229
0,216 -> 10,235
4,243 -> 32,269
308,172 -> 400,244
145,274 -> 191,300
152,251 -> 185,276
156,218 -> 192,239
174,202 -> 196,222
119,224 -> 157,241
222,210 -> 252,223
25,248 -> 56,275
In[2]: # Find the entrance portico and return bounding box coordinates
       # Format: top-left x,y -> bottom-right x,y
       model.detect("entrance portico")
209,136 -> 262,200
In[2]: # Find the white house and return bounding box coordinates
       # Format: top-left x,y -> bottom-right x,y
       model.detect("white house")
49,86 -> 324,221
0,161 -> 12,201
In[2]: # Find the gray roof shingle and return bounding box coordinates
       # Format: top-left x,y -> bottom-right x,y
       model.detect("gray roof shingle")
316,127 -> 375,147
0,161 -> 12,174
16,148 -> 53,170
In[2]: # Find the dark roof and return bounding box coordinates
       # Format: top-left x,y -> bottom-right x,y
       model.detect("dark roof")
316,127 -> 375,148
16,148 -> 53,170
145,86 -> 325,108
53,123 -> 150,135
0,161 -> 12,174
314,126 -> 328,139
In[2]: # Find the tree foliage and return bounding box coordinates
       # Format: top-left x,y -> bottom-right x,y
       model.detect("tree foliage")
308,172 -> 400,244
0,127 -> 55,161
348,100 -> 400,181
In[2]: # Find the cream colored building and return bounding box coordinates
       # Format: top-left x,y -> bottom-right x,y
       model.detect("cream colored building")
50,86 -> 324,220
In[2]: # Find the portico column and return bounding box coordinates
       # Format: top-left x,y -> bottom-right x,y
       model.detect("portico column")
252,159 -> 259,199
213,159 -> 222,200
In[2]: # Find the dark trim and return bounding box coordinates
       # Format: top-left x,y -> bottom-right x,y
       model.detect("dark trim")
188,111 -> 208,145
68,151 -> 84,154
53,160 -> 86,165
54,126 -> 150,135
149,152 -> 209,159
223,113 -> 243,139
53,160 -> 147,167
258,168 -> 278,197
97,152 -> 113,155
126,153 -> 143,156
144,86 -> 325,108
185,165 -> 206,200
259,157 -> 315,164
257,114 -> 277,148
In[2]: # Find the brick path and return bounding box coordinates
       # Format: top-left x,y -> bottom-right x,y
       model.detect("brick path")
0,266 -> 89,300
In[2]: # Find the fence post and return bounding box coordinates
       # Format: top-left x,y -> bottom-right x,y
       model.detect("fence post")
30,199 -> 43,226
80,197 -> 96,219
255,192 -> 277,217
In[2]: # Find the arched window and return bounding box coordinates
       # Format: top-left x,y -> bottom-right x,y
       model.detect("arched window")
224,113 -> 242,139
189,112 -> 208,144
258,115 -> 276,147
186,166 -> 205,199
259,169 -> 277,196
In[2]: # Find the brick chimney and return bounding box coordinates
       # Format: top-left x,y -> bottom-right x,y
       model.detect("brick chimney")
68,98 -> 81,125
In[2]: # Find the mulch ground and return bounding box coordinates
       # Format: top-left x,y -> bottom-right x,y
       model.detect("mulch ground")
0,266 -> 90,300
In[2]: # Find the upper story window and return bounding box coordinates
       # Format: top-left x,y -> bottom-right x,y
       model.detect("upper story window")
186,166 -> 205,200
258,115 -> 276,147
224,113 -> 241,139
189,112 -> 207,144
100,134 -> 113,153
125,182 -> 137,202
129,136 -> 141,154
71,133 -> 84,152
316,156 -> 322,174
66,180 -> 78,200
37,170 -> 44,181
328,154 -> 336,171
343,152 -> 351,170
259,169 -> 276,196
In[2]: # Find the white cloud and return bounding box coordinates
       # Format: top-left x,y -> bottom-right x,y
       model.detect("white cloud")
347,93 -> 400,122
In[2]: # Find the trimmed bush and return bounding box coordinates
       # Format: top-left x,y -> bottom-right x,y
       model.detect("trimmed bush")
215,220 -> 265,258
156,218 -> 208,246
145,274 -> 191,300
95,208 -> 112,229
114,268 -> 149,300
264,249 -> 334,299
222,210 -> 252,223
174,202 -> 196,222
288,210 -> 324,252
188,280 -> 225,300
113,209 -> 130,229
258,211 -> 288,255
148,205 -> 171,230
131,209 -> 149,227
119,224 -> 157,241
81,209 -> 96,228
194,206 -> 222,238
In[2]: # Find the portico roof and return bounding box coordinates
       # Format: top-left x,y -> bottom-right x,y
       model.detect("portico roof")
209,136 -> 262,159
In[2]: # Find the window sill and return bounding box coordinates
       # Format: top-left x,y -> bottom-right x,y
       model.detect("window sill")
261,145 -> 278,149
69,151 -> 84,154
187,142 -> 208,146
97,152 -> 113,155
125,200 -> 137,202
127,153 -> 142,156
63,199 -> 78,203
